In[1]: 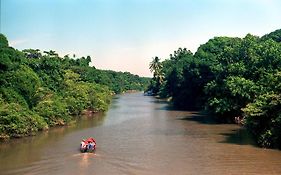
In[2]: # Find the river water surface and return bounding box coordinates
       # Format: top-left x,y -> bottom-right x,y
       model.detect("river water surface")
1,93 -> 281,175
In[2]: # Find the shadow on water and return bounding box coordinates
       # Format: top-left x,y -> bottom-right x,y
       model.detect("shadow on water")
175,111 -> 259,147
219,128 -> 257,147
155,104 -> 195,112
152,98 -> 259,147
152,99 -> 169,105
154,99 -> 200,111
177,112 -> 218,125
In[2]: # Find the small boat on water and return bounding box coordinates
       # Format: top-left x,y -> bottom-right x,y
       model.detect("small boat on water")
80,137 -> 96,153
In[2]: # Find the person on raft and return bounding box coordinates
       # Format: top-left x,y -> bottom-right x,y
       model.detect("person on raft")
80,137 -> 96,152
87,137 -> 96,151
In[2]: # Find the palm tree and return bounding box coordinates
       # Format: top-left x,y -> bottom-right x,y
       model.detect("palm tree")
149,57 -> 160,72
149,57 -> 164,94
149,56 -> 163,77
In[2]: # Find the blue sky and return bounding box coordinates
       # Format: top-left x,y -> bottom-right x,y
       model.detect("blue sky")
1,0 -> 281,77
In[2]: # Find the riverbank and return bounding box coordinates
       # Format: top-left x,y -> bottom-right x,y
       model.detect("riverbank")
147,29 -> 281,149
0,34 -> 150,140
1,93 -> 281,175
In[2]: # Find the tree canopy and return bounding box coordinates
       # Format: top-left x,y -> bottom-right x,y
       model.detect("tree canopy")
0,34 -> 150,139
147,29 -> 281,149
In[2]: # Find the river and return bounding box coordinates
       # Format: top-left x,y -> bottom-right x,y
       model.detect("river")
1,92 -> 281,175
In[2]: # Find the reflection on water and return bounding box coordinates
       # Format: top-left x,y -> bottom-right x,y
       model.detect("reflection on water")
79,153 -> 90,169
1,93 -> 281,175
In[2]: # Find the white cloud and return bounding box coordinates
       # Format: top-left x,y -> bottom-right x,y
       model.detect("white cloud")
10,39 -> 28,47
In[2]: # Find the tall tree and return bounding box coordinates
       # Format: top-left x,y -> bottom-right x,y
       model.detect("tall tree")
149,56 -> 164,94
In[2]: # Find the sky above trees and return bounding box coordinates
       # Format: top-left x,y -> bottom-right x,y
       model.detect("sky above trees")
1,0 -> 281,77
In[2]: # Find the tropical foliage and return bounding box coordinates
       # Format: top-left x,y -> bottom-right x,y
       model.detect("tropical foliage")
147,29 -> 281,149
0,33 -> 150,139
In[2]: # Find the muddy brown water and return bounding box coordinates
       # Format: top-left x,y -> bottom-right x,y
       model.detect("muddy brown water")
1,93 -> 281,175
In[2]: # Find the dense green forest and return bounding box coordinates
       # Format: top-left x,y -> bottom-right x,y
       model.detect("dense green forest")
148,29 -> 281,149
0,34 -> 150,139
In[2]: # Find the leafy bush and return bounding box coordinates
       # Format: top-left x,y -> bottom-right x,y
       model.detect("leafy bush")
62,70 -> 112,114
86,83 -> 112,111
0,87 -> 28,108
0,99 -> 48,139
8,65 -> 41,107
243,93 -> 281,148
34,95 -> 69,126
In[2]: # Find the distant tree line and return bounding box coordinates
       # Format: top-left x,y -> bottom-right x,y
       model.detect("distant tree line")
148,29 -> 281,149
0,34 -> 150,139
